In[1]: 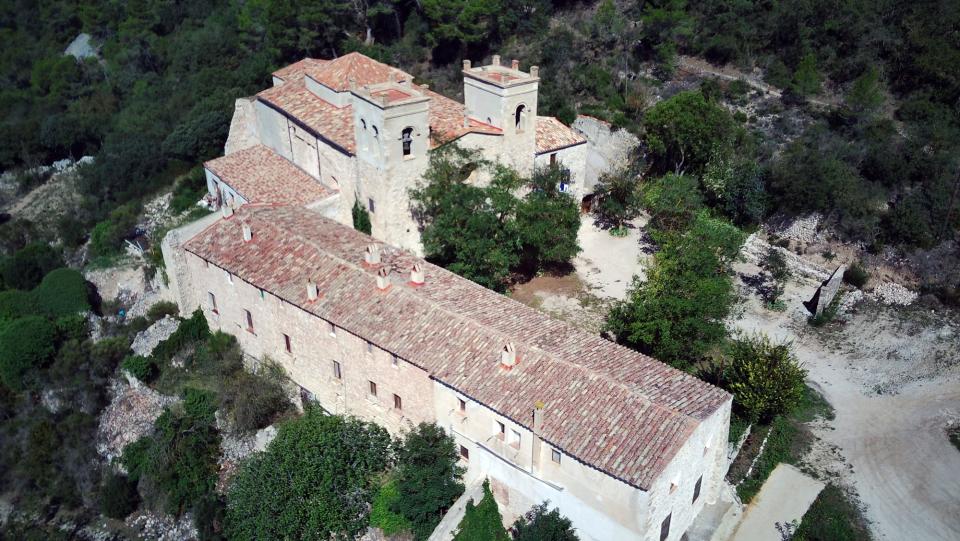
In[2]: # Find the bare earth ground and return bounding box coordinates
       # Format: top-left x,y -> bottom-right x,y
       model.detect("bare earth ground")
513,215 -> 960,541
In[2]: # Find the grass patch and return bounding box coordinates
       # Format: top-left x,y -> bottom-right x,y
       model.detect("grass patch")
795,484 -> 872,541
729,414 -> 750,444
369,478 -> 413,536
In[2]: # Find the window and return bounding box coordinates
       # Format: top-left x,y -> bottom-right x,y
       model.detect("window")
328,322 -> 336,337
283,333 -> 292,354
514,104 -> 526,132
244,309 -> 254,332
459,445 -> 470,460
368,198 -> 375,213
693,476 -> 702,503
509,429 -> 521,448
366,340 -> 373,354
402,127 -> 413,156
391,354 -> 398,367
259,288 -> 265,300
496,421 -> 506,440
458,398 -> 466,412
393,394 -> 402,409
369,380 -> 377,397
550,152 -> 557,166
208,292 -> 218,314
551,449 -> 561,464
225,270 -> 233,284
204,259 -> 210,268
332,360 -> 342,380
660,514 -> 671,541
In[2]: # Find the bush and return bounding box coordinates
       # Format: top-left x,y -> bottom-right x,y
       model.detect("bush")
99,471 -> 140,519
122,355 -> 158,383
89,202 -> 140,258
0,242 -> 63,291
183,387 -> 217,424
170,168 -> 208,213
592,166 -> 643,230
641,173 -> 704,231
352,198 -> 372,234
0,316 -> 57,390
225,409 -> 392,540
453,479 -> 508,541
370,479 -> 414,536
511,501 -> 579,541
843,262 -> 870,289
152,309 -> 210,361
0,290 -> 32,322
393,422 -> 466,539
33,268 -> 90,318
219,364 -> 290,433
147,301 -> 179,322
724,334 -> 807,423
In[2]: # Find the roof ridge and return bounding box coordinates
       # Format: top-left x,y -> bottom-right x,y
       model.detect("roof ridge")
244,205 -> 703,429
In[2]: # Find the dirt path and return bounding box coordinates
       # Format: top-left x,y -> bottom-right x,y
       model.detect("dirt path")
731,272 -> 960,541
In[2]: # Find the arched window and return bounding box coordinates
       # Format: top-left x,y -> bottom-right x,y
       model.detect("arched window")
360,118 -> 368,151
402,127 -> 414,157
515,104 -> 526,132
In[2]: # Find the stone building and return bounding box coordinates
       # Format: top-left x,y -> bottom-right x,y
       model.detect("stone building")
207,52 -> 589,254
163,203 -> 732,541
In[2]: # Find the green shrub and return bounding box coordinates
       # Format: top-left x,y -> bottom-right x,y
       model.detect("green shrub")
843,262 -> 870,289
152,309 -> 210,361
511,501 -> 580,541
0,316 -> 57,390
122,355 -> 158,382
0,290 -> 32,322
641,173 -> 704,231
724,334 -> 807,423
171,168 -> 208,213
99,471 -> 140,519
183,387 -> 218,424
0,242 -> 63,291
33,268 -> 90,317
226,409 -> 392,540
193,494 -> 227,541
453,479 -> 508,541
736,416 -> 797,503
352,198 -> 372,234
147,301 -> 180,322
370,479 -> 413,536
219,365 -> 290,433
89,203 -> 140,258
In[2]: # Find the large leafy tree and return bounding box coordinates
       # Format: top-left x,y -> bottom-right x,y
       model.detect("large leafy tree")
511,501 -> 580,541
226,409 -> 392,540
591,166 -> 643,230
719,334 -> 807,423
517,165 -> 581,271
393,422 -> 465,540
642,90 -> 737,175
606,212 -> 744,369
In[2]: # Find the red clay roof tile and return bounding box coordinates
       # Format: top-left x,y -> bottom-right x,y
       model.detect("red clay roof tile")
204,146 -> 335,206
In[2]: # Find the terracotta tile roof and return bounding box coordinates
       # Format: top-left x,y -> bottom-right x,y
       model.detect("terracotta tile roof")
536,116 -> 587,154
423,88 -> 502,146
272,58 -> 329,83
184,205 -> 731,490
305,52 -> 411,92
204,146 -> 335,206
257,80 -> 357,154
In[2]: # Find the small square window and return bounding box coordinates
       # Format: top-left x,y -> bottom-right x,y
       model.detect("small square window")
459,445 -> 469,460
693,476 -> 702,504
244,309 -> 254,332
283,333 -> 292,354
204,259 -> 210,268
369,380 -> 377,397
225,271 -> 233,284
393,394 -> 402,410
510,429 -> 521,448
259,288 -> 265,299
366,341 -> 373,353
332,360 -> 342,380
660,514 -> 671,541
391,354 -> 398,367
208,292 -> 218,314
496,421 -> 505,440
328,322 -> 336,337
458,398 -> 466,412
368,198 -> 375,213
551,449 -> 561,464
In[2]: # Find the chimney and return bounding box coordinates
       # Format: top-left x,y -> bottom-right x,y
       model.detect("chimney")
511,59 -> 519,71
462,59 -> 472,70
242,223 -> 252,242
531,401 -> 544,474
410,263 -> 425,285
376,267 -> 391,290
221,205 -> 234,218
492,54 -> 501,66
500,342 -> 517,368
364,244 -> 381,265
530,65 -> 539,78
307,282 -> 318,302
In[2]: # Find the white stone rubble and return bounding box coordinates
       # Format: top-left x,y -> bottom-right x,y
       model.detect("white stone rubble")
873,282 -> 919,306
768,213 -> 824,243
125,511 -> 198,541
96,379 -> 178,464
131,315 -> 180,357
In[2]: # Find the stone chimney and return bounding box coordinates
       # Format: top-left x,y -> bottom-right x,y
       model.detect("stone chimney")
530,66 -> 539,78
376,267 -> 391,290
364,244 -> 381,265
242,223 -> 252,242
492,54 -> 501,66
410,263 -> 425,285
307,282 -> 318,302
511,59 -> 519,71
531,401 -> 544,474
500,342 -> 517,369
462,59 -> 472,70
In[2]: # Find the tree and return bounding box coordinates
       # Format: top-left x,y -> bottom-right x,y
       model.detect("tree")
844,67 -> 884,119
511,501 -> 579,541
701,152 -> 767,226
516,166 -> 581,271
592,166 -> 642,231
642,90 -> 737,175
453,479 -> 509,541
641,173 -> 704,231
352,198 -> 372,234
792,53 -> 822,97
0,316 -> 57,390
393,422 -> 465,539
722,334 -> 807,423
761,247 -> 791,306
606,213 -> 744,369
0,243 -> 63,291
225,409 -> 392,540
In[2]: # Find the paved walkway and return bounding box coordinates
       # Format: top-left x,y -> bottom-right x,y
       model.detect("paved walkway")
427,482 -> 484,541
730,464 -> 824,541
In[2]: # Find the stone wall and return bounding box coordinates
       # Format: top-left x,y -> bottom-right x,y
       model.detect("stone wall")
224,98 -> 260,155
533,143 -> 588,203
573,115 -> 641,187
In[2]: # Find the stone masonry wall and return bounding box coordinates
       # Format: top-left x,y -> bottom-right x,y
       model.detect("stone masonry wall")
573,115 -> 641,187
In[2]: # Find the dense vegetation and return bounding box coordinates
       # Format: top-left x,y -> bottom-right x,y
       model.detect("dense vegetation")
453,480 -> 509,541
